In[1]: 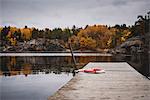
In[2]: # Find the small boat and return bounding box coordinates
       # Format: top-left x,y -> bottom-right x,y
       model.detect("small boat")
76,68 -> 105,74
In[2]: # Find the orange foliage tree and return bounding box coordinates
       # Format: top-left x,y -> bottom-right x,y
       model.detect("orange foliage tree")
21,26 -> 32,41
75,25 -> 113,50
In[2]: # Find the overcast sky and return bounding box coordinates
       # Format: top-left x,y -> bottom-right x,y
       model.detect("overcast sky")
1,0 -> 150,29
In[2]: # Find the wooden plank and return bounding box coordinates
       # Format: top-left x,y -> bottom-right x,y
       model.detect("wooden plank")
48,62 -> 150,100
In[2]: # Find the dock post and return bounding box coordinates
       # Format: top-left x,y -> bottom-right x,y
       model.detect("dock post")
69,43 -> 77,69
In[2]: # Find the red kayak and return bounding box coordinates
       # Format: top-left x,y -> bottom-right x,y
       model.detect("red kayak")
77,68 -> 105,74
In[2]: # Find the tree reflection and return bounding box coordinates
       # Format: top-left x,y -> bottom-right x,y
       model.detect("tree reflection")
0,56 -> 74,77
0,56 -> 113,77
1,55 -> 149,77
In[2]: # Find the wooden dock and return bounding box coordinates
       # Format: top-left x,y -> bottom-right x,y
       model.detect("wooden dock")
48,62 -> 150,100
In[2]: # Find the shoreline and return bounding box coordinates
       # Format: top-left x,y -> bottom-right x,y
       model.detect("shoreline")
0,52 -> 112,57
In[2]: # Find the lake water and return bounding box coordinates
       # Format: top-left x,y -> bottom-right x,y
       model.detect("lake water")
0,53 -> 150,100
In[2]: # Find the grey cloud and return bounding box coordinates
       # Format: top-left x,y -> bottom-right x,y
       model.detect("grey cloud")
1,0 -> 150,29
112,0 -> 128,6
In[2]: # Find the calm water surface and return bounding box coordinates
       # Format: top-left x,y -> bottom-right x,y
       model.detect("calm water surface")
0,56 -> 74,100
0,53 -> 150,100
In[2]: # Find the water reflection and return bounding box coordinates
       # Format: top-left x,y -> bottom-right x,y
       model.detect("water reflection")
0,54 -> 149,100
0,54 -> 149,77
0,56 -> 76,100
0,56 -> 114,77
0,56 -> 75,77
0,55 -> 114,100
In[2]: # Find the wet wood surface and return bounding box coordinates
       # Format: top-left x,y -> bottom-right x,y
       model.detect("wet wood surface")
48,62 -> 150,100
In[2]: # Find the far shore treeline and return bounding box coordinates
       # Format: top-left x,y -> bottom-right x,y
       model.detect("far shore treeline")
0,13 -> 149,52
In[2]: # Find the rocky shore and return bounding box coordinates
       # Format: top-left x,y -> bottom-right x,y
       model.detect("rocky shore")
0,38 -> 66,52
1,35 -> 149,54
109,36 -> 149,55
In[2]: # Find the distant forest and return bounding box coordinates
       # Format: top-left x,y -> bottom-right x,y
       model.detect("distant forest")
0,12 -> 149,51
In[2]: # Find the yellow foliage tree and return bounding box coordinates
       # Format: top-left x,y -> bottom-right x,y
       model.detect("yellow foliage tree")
121,29 -> 132,42
10,27 -> 18,34
77,25 -> 113,49
0,27 -> 3,32
79,37 -> 96,50
21,27 -> 32,41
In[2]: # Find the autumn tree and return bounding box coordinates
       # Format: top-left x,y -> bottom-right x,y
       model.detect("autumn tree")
76,25 -> 113,49
21,26 -> 32,41
79,37 -> 96,50
68,35 -> 80,50
107,24 -> 133,47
